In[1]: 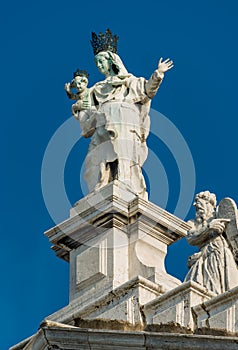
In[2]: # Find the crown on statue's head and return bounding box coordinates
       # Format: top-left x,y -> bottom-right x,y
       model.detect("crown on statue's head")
91,29 -> 119,56
73,69 -> 89,79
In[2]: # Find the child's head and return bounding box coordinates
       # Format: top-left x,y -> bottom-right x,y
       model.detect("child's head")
71,69 -> 89,92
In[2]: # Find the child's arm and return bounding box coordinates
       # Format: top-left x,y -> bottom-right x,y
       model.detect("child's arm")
64,82 -> 79,100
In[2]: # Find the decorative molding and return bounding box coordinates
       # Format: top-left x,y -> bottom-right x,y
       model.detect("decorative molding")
76,239 -> 108,290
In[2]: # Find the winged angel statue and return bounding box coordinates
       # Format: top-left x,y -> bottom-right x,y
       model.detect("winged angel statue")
184,191 -> 238,294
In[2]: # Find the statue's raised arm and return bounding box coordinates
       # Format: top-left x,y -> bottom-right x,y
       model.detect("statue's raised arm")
145,57 -> 173,100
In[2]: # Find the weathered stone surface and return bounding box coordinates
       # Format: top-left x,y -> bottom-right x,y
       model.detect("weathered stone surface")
143,281 -> 215,331
45,182 -> 189,305
10,326 -> 238,350
193,285 -> 238,333
45,276 -> 162,326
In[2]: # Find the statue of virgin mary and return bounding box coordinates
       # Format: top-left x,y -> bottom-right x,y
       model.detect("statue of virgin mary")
74,29 -> 173,199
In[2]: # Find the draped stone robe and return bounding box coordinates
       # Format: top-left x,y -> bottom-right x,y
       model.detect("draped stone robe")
184,218 -> 238,294
79,70 -> 163,197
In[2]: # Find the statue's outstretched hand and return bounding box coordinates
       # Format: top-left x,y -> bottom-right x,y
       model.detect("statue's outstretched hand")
158,58 -> 174,74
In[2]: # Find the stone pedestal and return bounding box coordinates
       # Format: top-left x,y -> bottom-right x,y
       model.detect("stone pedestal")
45,181 -> 190,324
193,285 -> 238,333
144,281 -> 216,331
46,276 -> 162,325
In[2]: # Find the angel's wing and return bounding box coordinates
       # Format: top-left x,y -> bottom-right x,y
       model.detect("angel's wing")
217,197 -> 238,265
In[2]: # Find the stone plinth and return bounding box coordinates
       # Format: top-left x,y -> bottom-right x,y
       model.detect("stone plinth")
193,285 -> 238,333
45,181 -> 192,324
143,281 -> 216,331
44,181 -> 190,324
45,276 -> 162,326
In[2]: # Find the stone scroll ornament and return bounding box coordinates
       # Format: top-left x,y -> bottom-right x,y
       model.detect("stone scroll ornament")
184,191 -> 238,295
64,29 -> 173,199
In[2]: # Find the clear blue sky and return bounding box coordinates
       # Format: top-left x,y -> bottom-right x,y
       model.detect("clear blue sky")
1,1 -> 238,348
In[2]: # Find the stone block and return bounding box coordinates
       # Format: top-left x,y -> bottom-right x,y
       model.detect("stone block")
193,285 -> 238,333
144,281 -> 215,330
70,227 -> 129,301
46,276 -> 162,326
44,182 -> 191,324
